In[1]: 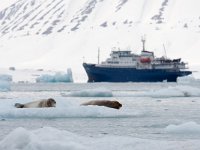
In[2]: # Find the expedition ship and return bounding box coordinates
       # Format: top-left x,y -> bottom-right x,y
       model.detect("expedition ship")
83,38 -> 192,82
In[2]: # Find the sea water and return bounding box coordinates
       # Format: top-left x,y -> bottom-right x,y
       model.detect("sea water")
0,81 -> 200,149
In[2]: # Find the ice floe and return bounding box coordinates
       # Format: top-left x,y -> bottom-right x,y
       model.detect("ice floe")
0,98 -> 137,119
165,122 -> 200,134
145,85 -> 200,97
114,85 -> 200,98
0,127 -> 200,150
177,75 -> 200,83
67,88 -> 113,97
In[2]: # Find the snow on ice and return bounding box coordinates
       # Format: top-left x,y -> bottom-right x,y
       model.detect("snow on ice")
0,106 -> 131,119
150,85 -> 198,97
0,127 -> 200,150
67,88 -> 113,97
128,85 -> 200,98
146,85 -> 200,97
114,85 -> 200,98
0,98 -> 136,119
177,75 -> 200,84
165,122 -> 200,134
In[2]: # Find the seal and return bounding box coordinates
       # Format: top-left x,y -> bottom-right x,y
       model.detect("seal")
14,98 -> 56,108
81,100 -> 122,109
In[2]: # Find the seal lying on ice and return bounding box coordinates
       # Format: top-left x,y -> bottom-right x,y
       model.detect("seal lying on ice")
14,98 -> 56,108
81,100 -> 122,109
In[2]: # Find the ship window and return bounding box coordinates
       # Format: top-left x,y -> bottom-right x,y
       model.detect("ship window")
107,61 -> 119,64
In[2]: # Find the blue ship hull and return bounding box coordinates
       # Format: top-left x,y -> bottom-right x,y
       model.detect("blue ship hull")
83,63 -> 192,82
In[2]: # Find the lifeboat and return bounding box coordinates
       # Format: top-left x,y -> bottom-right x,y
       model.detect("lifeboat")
140,57 -> 151,63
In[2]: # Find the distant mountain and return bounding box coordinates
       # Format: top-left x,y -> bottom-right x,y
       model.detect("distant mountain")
0,0 -> 68,37
1,0 -> 200,38
0,0 -> 110,37
0,0 -> 200,81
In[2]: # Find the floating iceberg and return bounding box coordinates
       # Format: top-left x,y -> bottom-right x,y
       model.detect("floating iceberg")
0,74 -> 12,92
0,74 -> 12,82
0,81 -> 10,92
36,69 -> 73,83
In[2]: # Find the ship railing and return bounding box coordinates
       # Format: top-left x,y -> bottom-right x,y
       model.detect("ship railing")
152,63 -> 188,70
96,64 -> 137,68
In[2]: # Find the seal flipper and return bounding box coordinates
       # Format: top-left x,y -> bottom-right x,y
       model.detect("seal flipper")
14,103 -> 24,108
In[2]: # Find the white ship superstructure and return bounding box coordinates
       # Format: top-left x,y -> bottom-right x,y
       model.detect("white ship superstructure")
98,38 -> 188,70
99,50 -> 188,70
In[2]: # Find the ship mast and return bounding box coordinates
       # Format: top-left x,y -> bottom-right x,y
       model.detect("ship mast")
163,44 -> 167,59
141,36 -> 146,51
98,47 -> 100,64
